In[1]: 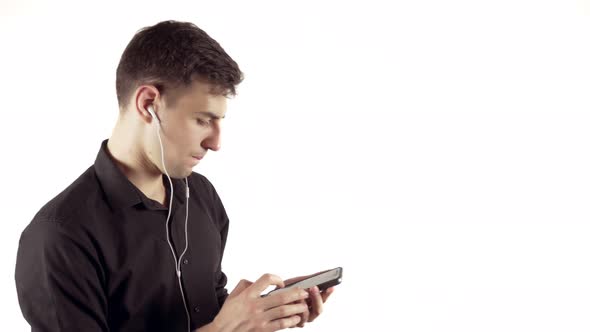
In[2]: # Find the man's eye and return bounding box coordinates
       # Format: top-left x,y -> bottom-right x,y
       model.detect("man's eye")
197,119 -> 211,126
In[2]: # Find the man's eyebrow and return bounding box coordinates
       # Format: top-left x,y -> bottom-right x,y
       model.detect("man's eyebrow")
194,111 -> 225,119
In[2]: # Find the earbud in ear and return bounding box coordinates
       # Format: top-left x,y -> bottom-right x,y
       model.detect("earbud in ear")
147,105 -> 160,125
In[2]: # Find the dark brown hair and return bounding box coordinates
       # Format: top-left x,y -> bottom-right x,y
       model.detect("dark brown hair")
115,20 -> 243,109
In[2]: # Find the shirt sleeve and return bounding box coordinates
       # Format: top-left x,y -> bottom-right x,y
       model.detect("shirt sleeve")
15,220 -> 109,331
197,174 -> 230,308
214,217 -> 229,307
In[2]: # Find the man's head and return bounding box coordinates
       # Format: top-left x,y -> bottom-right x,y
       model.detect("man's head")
114,20 -> 243,179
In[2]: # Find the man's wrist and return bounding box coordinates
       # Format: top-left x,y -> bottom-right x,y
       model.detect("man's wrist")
195,318 -> 221,332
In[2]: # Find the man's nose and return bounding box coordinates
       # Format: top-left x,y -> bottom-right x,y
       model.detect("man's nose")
203,127 -> 221,151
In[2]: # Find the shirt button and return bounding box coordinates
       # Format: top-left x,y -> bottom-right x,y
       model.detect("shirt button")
194,306 -> 200,313
183,259 -> 189,264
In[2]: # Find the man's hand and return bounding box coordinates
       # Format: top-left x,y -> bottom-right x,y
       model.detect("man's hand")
209,273 -> 310,332
282,272 -> 335,328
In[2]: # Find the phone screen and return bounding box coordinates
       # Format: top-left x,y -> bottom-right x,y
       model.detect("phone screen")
264,267 -> 342,297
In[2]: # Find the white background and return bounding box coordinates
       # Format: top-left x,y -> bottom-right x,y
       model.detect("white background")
1,0 -> 589,331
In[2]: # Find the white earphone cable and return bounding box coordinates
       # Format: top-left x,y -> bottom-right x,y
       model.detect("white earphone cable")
154,115 -> 191,332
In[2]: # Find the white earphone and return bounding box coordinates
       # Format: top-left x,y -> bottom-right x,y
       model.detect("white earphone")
147,105 -> 160,125
148,105 -> 192,332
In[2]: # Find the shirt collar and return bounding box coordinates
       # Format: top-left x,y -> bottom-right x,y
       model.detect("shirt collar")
94,138 -> 187,211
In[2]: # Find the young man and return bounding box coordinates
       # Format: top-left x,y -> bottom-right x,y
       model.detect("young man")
15,20 -> 333,332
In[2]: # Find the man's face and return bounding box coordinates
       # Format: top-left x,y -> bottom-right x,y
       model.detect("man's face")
147,80 -> 227,179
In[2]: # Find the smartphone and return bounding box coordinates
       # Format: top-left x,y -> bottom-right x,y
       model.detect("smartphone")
262,267 -> 343,297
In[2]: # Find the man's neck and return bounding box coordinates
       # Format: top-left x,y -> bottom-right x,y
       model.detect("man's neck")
106,133 -> 166,205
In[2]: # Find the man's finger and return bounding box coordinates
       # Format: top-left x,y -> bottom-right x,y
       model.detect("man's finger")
227,279 -> 253,300
264,303 -> 308,321
321,287 -> 335,303
261,287 -> 309,309
307,286 -> 324,322
294,299 -> 309,328
266,315 -> 301,331
250,273 -> 285,297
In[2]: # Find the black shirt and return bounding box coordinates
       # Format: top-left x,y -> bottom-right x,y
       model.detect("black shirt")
15,139 -> 230,331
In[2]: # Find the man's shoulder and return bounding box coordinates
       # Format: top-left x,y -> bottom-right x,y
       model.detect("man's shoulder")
189,171 -> 214,192
33,165 -> 102,227
190,170 -> 210,182
188,171 -> 224,203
